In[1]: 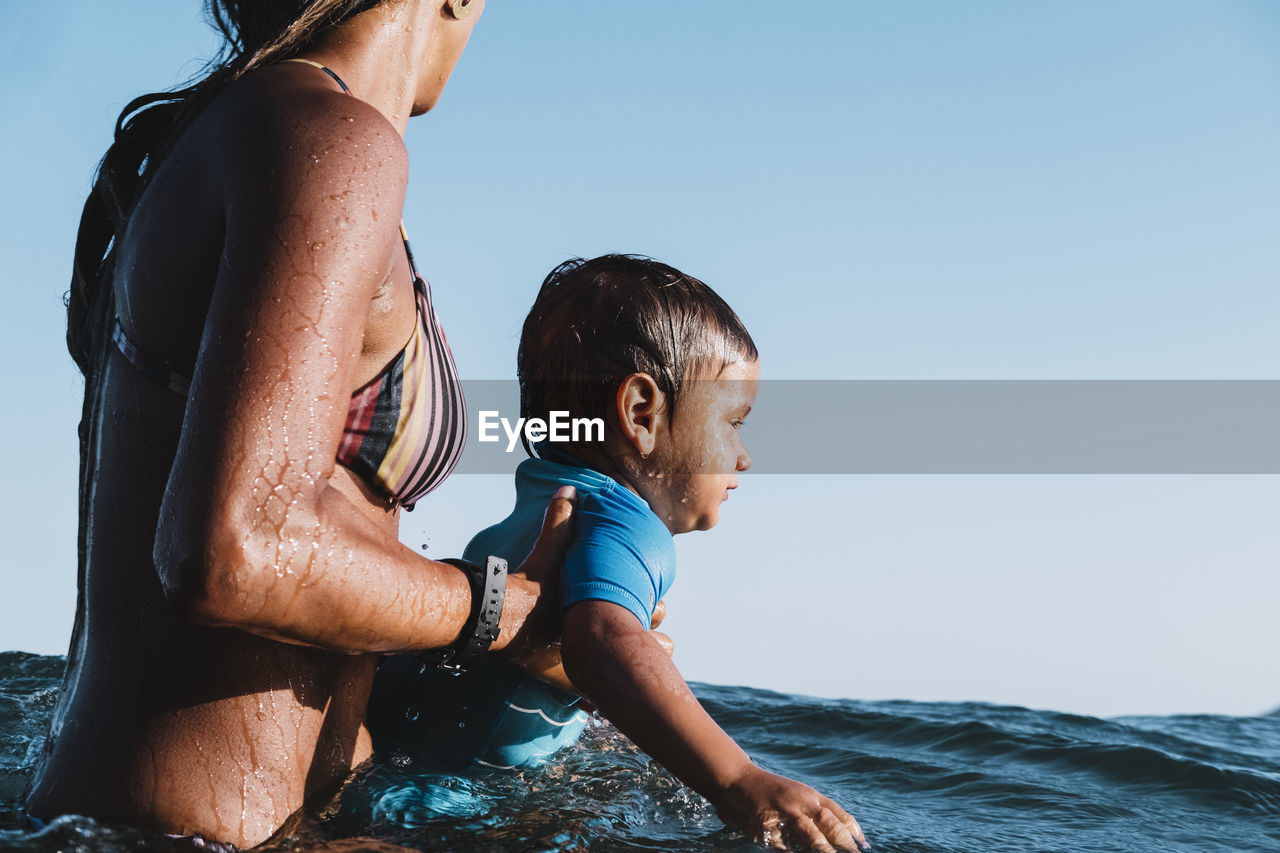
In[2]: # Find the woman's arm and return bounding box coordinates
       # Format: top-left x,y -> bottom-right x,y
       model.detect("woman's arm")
562,601 -> 868,852
151,85 -> 552,657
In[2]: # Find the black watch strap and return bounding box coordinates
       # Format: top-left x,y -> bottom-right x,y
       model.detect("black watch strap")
427,556 -> 508,673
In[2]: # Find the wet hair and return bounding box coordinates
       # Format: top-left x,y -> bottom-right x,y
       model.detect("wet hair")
517,254 -> 758,456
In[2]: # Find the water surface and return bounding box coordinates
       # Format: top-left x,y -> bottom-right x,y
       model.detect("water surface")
3,652 -> 1277,852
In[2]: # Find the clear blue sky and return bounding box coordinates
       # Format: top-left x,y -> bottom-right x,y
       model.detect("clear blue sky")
1,1 -> 1277,716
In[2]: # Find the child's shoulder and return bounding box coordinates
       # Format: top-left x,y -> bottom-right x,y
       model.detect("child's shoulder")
579,484 -> 670,541
560,476 -> 677,625
521,457 -> 659,522
515,455 -> 615,499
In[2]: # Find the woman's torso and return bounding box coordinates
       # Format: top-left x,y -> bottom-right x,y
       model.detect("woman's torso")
26,66 -> 459,846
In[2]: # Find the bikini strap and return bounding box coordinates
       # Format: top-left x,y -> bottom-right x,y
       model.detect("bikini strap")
281,57 -> 351,94
399,223 -> 424,282
112,321 -> 191,396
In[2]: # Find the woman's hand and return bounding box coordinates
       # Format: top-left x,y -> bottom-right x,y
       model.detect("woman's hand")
714,765 -> 869,852
507,485 -> 578,645
493,486 -> 575,685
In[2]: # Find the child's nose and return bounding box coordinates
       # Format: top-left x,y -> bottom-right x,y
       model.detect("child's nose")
736,446 -> 752,472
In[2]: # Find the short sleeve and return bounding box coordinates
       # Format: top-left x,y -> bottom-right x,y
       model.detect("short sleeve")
560,489 -> 675,629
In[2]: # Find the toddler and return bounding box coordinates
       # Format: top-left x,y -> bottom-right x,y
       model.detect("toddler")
369,255 -> 867,851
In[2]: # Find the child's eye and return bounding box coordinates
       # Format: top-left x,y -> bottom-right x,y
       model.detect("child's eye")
730,419 -> 745,430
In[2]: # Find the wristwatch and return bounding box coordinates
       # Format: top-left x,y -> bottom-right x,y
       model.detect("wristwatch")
423,555 -> 508,673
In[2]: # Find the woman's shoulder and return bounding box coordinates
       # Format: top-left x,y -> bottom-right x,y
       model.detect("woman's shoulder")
195,68 -> 409,195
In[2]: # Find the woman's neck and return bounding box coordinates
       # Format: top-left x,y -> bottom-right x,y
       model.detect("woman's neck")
298,1 -> 441,135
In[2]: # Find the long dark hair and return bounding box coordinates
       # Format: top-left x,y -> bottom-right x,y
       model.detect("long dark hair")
63,0 -> 383,652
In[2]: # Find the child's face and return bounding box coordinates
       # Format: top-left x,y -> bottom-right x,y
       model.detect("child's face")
640,359 -> 760,534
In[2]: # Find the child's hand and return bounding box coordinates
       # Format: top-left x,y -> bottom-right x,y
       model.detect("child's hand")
562,602 -> 859,849
715,765 -> 869,852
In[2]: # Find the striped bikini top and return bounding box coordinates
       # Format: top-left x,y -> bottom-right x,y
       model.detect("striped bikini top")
333,225 -> 467,508
112,62 -> 467,509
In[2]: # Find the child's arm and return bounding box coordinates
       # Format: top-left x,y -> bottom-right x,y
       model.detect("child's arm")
562,601 -> 869,852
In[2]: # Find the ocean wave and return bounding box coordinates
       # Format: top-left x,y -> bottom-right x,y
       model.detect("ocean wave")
3,656 -> 1279,852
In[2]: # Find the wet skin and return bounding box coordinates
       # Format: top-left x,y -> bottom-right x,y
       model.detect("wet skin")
25,65 -> 407,845
562,363 -> 869,851
24,2 -> 862,848
22,6 -> 570,843
632,360 -> 761,535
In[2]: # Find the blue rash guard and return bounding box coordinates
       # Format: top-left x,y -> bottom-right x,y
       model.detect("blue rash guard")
367,452 -> 676,770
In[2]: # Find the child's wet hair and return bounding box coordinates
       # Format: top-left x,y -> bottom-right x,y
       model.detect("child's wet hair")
518,254 -> 757,455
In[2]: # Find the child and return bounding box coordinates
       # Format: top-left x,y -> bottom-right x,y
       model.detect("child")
368,255 -> 867,851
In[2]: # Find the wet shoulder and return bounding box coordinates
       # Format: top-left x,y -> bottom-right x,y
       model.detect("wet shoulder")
198,72 -> 409,207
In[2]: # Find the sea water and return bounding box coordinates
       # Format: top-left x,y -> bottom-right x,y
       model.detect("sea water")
2,651 -> 1278,852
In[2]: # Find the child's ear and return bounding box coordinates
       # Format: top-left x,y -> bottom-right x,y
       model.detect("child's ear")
614,373 -> 665,459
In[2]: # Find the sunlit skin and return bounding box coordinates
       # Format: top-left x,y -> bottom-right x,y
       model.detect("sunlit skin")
25,0 -> 863,846
23,0 -> 639,847
565,360 -> 871,852
629,359 -> 760,534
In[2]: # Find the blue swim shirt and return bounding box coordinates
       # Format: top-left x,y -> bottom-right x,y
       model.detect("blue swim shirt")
467,453 -> 676,628
366,451 -> 676,772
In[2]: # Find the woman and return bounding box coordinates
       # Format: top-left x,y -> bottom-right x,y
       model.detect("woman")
26,1 -> 865,849
25,0 -> 575,846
